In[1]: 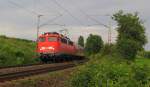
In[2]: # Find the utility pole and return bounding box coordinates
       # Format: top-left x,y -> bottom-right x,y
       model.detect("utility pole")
36,14 -> 43,52
108,21 -> 112,45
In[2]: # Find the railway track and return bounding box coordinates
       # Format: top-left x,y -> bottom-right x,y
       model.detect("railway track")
0,59 -> 87,82
0,63 -> 43,69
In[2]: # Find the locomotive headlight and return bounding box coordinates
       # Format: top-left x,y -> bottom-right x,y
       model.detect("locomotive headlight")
40,47 -> 46,50
48,47 -> 55,50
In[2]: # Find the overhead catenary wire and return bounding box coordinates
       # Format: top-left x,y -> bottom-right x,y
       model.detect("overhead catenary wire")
33,0 -> 64,29
45,0 -> 62,16
34,0 -> 62,16
39,14 -> 63,28
49,0 -> 85,26
68,0 -> 114,29
7,0 -> 63,27
80,10 -> 109,28
68,0 -> 113,44
67,0 -> 109,28
7,0 -> 38,15
79,10 -> 112,44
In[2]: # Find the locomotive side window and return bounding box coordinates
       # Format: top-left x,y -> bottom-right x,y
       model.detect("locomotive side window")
39,37 -> 46,42
48,37 -> 57,42
61,38 -> 67,44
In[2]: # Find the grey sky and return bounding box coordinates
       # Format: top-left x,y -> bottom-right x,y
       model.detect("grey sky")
0,0 -> 150,50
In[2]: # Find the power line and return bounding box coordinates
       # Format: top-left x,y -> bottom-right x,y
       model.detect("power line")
80,10 -> 109,28
68,0 -> 113,44
49,0 -> 85,26
7,0 -> 38,15
7,0 -> 62,27
80,10 -> 112,44
40,14 -> 63,27
35,0 -> 62,16
67,0 -> 109,28
45,0 -> 62,15
32,0 -> 64,28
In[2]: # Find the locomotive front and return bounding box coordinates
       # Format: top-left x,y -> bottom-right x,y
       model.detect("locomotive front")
37,32 -> 60,62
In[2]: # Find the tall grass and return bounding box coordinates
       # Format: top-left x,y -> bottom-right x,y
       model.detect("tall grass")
70,55 -> 150,87
0,35 -> 38,66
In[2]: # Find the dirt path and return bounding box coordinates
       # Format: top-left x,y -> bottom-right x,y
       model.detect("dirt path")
0,68 -> 75,87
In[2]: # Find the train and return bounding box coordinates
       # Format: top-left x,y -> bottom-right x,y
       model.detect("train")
37,32 -> 84,62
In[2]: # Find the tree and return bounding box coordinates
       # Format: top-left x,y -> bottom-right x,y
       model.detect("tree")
112,10 -> 147,60
78,36 -> 84,47
85,34 -> 103,55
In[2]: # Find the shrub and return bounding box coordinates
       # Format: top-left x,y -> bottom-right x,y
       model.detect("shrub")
138,51 -> 150,59
70,56 -> 150,87
85,34 -> 103,55
0,36 -> 37,67
133,65 -> 150,85
144,51 -> 150,58
117,39 -> 140,60
101,44 -> 116,56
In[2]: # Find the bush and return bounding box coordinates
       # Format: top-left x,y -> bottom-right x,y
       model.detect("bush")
85,34 -> 103,55
133,65 -> 150,85
138,51 -> 150,59
117,39 -> 140,60
144,51 -> 150,58
101,44 -> 116,56
70,56 -> 150,87
0,36 -> 37,66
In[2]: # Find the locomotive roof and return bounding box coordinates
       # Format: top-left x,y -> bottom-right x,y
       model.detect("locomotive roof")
39,32 -> 71,41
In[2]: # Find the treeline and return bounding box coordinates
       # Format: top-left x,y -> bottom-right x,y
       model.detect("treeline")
78,10 -> 148,60
78,34 -> 103,55
72,10 -> 150,87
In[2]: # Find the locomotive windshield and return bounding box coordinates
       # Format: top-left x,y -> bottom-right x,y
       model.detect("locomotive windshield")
48,37 -> 57,42
39,37 -> 46,42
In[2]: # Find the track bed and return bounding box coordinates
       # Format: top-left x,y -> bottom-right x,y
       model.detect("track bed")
0,59 -> 87,82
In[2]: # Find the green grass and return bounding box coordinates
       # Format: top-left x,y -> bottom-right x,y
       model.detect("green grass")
70,54 -> 150,87
135,58 -> 150,67
0,35 -> 38,67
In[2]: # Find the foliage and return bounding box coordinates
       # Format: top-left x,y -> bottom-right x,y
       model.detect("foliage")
117,39 -> 140,60
78,36 -> 84,47
138,51 -> 150,58
70,56 -> 150,87
113,10 -> 147,60
0,35 -> 38,67
133,65 -> 150,85
144,51 -> 150,58
85,34 -> 104,55
101,43 -> 115,56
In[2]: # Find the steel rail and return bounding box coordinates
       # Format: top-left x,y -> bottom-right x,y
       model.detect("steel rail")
0,63 -> 43,69
0,59 -> 87,82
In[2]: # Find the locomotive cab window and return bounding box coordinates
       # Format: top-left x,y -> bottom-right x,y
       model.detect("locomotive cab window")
39,37 -> 46,42
48,37 -> 57,42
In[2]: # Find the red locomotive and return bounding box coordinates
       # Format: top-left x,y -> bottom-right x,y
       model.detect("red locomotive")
37,32 -> 83,62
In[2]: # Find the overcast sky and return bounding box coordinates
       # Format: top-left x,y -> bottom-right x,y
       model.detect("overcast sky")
0,0 -> 150,50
